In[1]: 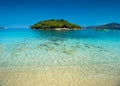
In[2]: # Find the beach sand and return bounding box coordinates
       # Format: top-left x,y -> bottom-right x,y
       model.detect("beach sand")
0,66 -> 119,86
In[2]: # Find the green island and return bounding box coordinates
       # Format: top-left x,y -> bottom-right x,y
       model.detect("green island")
31,19 -> 81,30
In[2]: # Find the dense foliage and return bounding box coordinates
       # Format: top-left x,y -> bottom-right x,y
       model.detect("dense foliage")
31,19 -> 81,29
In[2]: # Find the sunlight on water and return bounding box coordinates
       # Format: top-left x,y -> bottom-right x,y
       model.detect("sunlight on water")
0,28 -> 120,86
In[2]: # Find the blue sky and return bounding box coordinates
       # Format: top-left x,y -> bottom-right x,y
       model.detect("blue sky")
0,0 -> 120,27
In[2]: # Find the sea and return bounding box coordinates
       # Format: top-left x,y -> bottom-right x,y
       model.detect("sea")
0,28 -> 120,86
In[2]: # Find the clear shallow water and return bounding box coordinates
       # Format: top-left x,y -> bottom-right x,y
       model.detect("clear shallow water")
0,28 -> 120,72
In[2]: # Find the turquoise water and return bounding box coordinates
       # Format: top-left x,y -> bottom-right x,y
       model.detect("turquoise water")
0,28 -> 120,72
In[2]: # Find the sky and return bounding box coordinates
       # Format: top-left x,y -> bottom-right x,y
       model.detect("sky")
0,0 -> 120,28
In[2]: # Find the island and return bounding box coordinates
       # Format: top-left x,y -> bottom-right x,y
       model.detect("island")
86,23 -> 120,30
30,19 -> 81,30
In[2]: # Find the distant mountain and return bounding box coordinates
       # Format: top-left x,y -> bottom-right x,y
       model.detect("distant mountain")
87,23 -> 120,30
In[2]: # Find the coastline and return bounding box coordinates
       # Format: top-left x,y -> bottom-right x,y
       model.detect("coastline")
54,28 -> 80,30
0,66 -> 120,86
32,28 -> 80,30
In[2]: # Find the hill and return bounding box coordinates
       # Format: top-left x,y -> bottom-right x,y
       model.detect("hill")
87,23 -> 120,30
31,19 -> 81,30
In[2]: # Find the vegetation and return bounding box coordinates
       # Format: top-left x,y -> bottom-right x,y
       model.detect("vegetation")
31,19 -> 81,30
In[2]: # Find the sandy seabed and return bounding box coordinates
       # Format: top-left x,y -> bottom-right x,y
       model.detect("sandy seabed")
0,66 -> 120,86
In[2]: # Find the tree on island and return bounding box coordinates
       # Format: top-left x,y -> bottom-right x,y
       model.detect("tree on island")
31,19 -> 81,30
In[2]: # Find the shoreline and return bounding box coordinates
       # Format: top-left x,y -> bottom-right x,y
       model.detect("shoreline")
54,28 -> 80,30
32,28 -> 80,30
0,66 -> 120,86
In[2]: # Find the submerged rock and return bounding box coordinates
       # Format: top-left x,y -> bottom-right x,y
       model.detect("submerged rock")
0,44 -> 3,53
